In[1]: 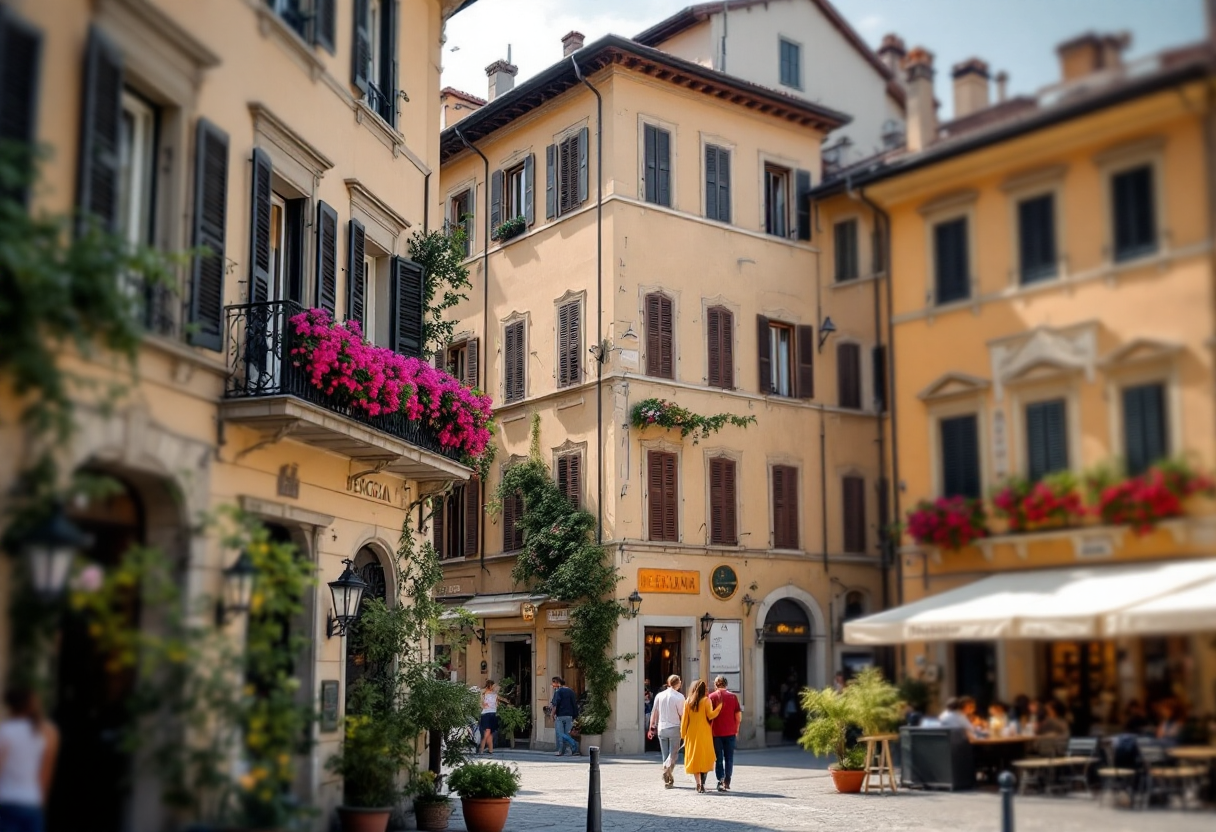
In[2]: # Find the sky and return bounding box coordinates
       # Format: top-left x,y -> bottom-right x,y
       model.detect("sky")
442,0 -> 1206,120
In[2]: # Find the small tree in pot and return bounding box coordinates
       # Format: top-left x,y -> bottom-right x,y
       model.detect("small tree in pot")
799,668 -> 901,794
447,761 -> 521,832
326,713 -> 408,831
410,770 -> 452,832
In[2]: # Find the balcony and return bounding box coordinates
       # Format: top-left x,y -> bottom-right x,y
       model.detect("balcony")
219,300 -> 470,481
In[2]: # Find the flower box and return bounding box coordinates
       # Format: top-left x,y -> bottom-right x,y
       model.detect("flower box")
491,216 -> 526,242
905,497 -> 988,550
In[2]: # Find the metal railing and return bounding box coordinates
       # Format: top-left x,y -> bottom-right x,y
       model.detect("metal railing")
223,300 -> 461,462
366,82 -> 396,128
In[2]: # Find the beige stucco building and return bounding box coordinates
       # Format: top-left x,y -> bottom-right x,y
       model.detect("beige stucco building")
0,1 -> 477,829
435,33 -> 894,754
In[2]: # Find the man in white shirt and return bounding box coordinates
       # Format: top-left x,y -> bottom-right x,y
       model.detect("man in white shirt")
646,674 -> 685,788
938,696 -> 978,737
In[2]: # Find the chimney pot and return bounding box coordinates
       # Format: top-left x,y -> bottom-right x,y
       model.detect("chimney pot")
485,58 -> 519,102
877,33 -> 907,80
904,48 -> 938,153
562,30 -> 585,57
951,57 -> 990,119
1056,31 -> 1129,82
995,70 -> 1009,103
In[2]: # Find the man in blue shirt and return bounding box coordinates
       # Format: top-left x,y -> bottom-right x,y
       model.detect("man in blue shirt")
548,676 -> 580,757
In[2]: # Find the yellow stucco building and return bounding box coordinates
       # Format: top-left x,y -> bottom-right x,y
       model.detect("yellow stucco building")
435,32 -> 895,754
825,33 -> 1216,727
0,1 -> 477,828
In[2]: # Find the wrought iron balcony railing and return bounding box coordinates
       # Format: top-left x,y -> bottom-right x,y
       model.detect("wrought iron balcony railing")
223,299 -> 461,462
366,81 -> 396,128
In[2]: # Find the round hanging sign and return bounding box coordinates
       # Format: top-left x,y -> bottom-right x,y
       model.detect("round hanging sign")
710,564 -> 739,601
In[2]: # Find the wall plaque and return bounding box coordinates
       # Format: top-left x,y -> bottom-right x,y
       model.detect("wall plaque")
638,568 -> 700,594
547,608 -> 569,624
710,564 -> 738,600
320,680 -> 340,732
277,463 -> 299,499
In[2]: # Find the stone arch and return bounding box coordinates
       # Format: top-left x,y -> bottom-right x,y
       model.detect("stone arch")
751,585 -> 828,746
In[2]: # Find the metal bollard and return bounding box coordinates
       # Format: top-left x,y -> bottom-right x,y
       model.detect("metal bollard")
586,746 -> 602,832
998,770 -> 1015,832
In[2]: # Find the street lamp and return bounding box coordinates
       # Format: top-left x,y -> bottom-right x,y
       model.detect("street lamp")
216,549 -> 257,625
326,559 -> 368,639
627,589 -> 643,619
818,316 -> 838,351
699,612 -> 715,641
755,627 -> 766,647
14,501 -> 91,600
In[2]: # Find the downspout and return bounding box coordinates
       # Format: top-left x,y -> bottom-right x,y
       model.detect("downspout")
423,171 -> 431,233
572,55 -> 605,545
820,408 -> 828,573
454,126 -> 491,572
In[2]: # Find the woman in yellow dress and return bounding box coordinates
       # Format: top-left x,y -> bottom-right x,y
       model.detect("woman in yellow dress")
680,679 -> 721,793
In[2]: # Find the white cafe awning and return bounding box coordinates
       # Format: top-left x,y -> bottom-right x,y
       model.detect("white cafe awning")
1103,576 -> 1216,636
843,559 -> 1216,645
440,592 -> 547,620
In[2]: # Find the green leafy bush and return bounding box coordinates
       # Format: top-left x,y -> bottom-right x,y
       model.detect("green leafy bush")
447,762 -> 522,800
326,714 -> 407,808
799,668 -> 901,771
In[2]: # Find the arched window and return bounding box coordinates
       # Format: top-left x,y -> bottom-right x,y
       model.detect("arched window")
843,590 -> 865,622
346,546 -> 389,701
763,599 -> 811,640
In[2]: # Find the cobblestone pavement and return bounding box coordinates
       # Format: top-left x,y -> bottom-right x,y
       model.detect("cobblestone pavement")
446,745 -> 1215,832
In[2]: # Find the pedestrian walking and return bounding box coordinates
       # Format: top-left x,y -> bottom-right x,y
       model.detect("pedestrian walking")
477,679 -> 499,755
708,676 -> 742,792
646,674 -> 684,788
679,679 -> 721,793
548,676 -> 580,757
0,687 -> 59,832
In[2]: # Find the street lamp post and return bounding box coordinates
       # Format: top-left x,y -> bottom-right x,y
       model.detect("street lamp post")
216,549 -> 258,625
13,501 -> 91,600
326,559 -> 368,639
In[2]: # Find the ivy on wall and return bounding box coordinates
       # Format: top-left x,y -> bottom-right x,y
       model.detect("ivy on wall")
630,398 -> 756,444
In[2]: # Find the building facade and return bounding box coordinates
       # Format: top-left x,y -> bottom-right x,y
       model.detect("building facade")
434,33 -> 893,754
0,1 -> 476,829
823,32 -> 1216,726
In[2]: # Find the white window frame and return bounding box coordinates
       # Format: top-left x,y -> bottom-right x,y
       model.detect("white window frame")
919,190 -> 979,309
1001,165 -> 1067,289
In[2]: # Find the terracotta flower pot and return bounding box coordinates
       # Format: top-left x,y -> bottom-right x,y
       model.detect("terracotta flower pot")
336,806 -> 392,832
829,767 -> 866,794
459,797 -> 512,832
415,799 -> 452,831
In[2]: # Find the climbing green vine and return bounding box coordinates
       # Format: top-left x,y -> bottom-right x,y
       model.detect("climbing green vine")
630,398 -> 756,443
407,224 -> 472,361
492,415 -> 627,734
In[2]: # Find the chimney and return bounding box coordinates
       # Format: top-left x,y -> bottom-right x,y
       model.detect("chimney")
441,87 -> 485,129
995,70 -> 1009,103
877,34 -> 907,82
951,57 -> 990,119
562,30 -> 585,58
904,47 -> 937,153
1056,31 -> 1129,82
486,58 -> 518,102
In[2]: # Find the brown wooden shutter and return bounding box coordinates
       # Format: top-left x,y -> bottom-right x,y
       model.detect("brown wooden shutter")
188,118 -> 229,351
432,494 -> 446,557
757,315 -> 771,394
647,451 -> 678,542
837,343 -> 861,409
707,307 -> 722,388
709,457 -> 737,545
773,465 -> 799,549
557,454 -> 582,509
797,324 -> 815,399
465,338 -> 480,389
843,476 -> 866,553
557,300 -> 580,387
645,293 -> 673,379
504,321 -> 525,403
707,306 -> 734,389
463,477 -> 480,556
503,489 -> 524,552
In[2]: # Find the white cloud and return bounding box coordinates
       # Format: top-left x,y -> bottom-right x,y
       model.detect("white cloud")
856,13 -> 884,35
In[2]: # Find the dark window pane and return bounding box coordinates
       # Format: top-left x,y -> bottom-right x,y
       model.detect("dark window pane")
1112,165 -> 1157,261
835,219 -> 858,282
940,414 -> 981,498
1018,194 -> 1057,284
934,217 -> 970,304
1026,399 -> 1068,481
1123,383 -> 1167,476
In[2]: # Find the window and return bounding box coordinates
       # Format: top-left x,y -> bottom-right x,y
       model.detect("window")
764,164 -> 789,238
118,90 -> 156,248
940,414 -> 981,498
269,0 -> 309,40
643,123 -> 672,207
842,476 -> 866,554
354,0 -> 397,127
1112,165 -> 1157,261
503,320 -> 526,403
704,144 -> 731,223
837,343 -> 862,410
872,346 -> 887,412
1026,399 -> 1068,481
449,188 -> 472,256
1123,383 -> 1167,476
502,484 -> 524,552
506,162 -> 526,221
492,155 -> 535,236
557,453 -> 582,510
758,317 -> 813,398
433,478 -> 480,559
771,465 -> 799,549
933,217 -> 970,304
547,128 -> 588,218
706,306 -> 734,389
834,219 -> 859,282
709,457 -> 738,545
843,591 -> 865,622
446,338 -> 479,388
644,292 -> 674,379
1018,193 -> 1057,283
557,299 -> 582,387
647,450 -> 679,542
779,38 -> 801,89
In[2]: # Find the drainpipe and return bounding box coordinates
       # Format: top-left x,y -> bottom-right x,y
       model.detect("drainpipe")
454,126 -> 491,572
820,407 -> 829,573
423,171 -> 431,233
572,55 -> 605,545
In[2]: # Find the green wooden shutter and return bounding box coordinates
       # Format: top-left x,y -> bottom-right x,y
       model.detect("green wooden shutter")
0,7 -> 43,207
545,143 -> 556,219
188,119 -> 229,351
248,148 -> 273,304
352,0 -> 370,94
940,415 -> 980,498
797,324 -> 815,400
1026,399 -> 1068,481
577,125 -> 589,205
705,144 -> 719,220
524,152 -> 535,226
77,26 -> 123,234
716,147 -> 731,223
389,256 -> 424,357
347,218 -> 366,329
644,123 -> 658,204
490,168 -> 503,234
796,169 -> 812,241
314,0 -> 336,53
504,320 -> 525,403
934,218 -> 969,304
315,201 -> 338,315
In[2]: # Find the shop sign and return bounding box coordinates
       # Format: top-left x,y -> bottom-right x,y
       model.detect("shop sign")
638,568 -> 700,594
709,620 -> 741,674
547,608 -> 569,624
320,680 -> 340,732
710,564 -> 738,600
347,476 -> 397,504
522,602 -> 536,621
435,583 -> 462,597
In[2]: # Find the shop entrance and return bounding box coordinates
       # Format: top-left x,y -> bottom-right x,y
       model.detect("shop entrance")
644,628 -> 685,752
954,641 -> 998,711
501,639 -> 533,746
762,600 -> 812,742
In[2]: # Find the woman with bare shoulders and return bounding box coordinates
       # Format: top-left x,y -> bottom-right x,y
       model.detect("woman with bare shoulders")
0,687 -> 60,832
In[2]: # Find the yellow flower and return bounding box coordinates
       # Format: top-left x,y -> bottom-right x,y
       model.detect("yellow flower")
250,592 -> 265,614
238,773 -> 256,791
250,766 -> 269,782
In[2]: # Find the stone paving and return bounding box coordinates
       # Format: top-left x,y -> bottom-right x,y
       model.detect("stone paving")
444,745 -> 1215,832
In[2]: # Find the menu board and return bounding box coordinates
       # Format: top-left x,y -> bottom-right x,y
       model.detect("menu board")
709,620 -> 741,674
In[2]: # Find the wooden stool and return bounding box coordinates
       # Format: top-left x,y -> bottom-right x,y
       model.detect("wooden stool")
860,733 -> 899,794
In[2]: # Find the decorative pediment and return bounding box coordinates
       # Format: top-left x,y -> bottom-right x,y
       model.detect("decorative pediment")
1098,338 -> 1182,369
989,323 -> 1098,401
917,372 -> 991,402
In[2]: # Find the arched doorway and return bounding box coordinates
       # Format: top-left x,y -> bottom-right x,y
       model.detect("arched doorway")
48,480 -> 144,832
762,599 -> 812,742
345,545 -> 390,702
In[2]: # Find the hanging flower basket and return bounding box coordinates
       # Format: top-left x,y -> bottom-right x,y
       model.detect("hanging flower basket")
905,497 -> 988,550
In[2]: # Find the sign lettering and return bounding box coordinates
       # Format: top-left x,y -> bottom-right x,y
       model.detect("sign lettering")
347,477 -> 397,504
638,568 -> 700,594
547,608 -> 570,624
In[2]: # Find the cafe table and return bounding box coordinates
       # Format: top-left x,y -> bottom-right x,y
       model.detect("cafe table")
971,736 -> 1036,784
1167,747 -> 1216,805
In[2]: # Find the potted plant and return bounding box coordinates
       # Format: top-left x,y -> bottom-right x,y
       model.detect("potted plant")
491,215 -> 526,242
992,472 -> 1085,533
447,761 -> 521,832
575,710 -> 607,755
764,715 -> 785,746
496,702 -> 530,749
411,771 -> 452,832
799,668 -> 901,794
326,714 -> 408,832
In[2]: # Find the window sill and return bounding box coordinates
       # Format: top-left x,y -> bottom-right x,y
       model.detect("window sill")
353,99 -> 405,154
254,4 -> 324,81
830,273 -> 884,290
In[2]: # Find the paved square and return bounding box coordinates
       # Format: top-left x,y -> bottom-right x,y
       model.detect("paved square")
448,745 -> 1214,832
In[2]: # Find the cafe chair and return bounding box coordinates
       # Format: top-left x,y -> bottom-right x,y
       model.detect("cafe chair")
1096,739 -> 1140,808
1058,737 -> 1099,797
1136,738 -> 1206,809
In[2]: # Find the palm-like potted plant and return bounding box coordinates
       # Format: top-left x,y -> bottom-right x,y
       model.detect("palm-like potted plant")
799,668 -> 901,794
410,770 -> 452,832
447,761 -> 521,832
326,714 -> 409,831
